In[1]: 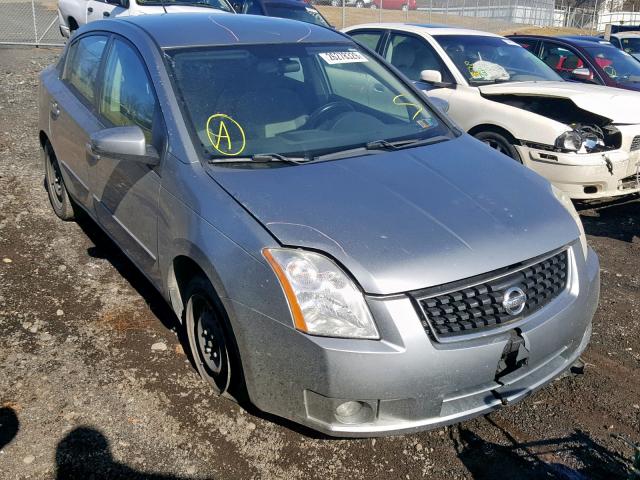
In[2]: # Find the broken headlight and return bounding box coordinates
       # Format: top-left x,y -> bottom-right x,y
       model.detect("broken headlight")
555,125 -> 605,153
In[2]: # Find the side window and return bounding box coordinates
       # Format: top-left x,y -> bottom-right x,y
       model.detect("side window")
323,62 -> 411,120
99,39 -> 158,141
244,0 -> 262,14
349,31 -> 384,52
64,35 -> 108,104
539,41 -> 586,79
385,33 -> 451,83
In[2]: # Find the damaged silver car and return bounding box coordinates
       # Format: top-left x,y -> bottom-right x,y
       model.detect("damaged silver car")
39,14 -> 600,436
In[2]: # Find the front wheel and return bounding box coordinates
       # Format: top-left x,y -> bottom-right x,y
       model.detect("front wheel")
184,276 -> 233,395
356,0 -> 364,6
473,131 -> 522,163
44,143 -> 75,221
370,2 -> 378,8
330,0 -> 340,6
401,3 -> 408,10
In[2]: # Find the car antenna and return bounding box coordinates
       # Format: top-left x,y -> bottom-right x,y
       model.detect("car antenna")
159,0 -> 168,14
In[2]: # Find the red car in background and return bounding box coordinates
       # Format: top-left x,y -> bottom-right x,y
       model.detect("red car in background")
509,34 -> 640,92
370,0 -> 416,10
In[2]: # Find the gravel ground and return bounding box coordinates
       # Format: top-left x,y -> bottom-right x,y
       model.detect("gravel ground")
1,46 -> 639,480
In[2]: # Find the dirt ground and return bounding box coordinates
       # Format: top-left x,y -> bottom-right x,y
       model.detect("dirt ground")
0,46 -> 639,480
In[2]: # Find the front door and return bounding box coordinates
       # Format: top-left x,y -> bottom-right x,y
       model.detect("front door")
50,34 -> 108,207
91,37 -> 163,280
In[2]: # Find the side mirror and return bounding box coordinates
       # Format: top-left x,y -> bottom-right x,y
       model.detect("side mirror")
571,67 -> 593,81
87,126 -> 159,166
429,97 -> 449,114
420,69 -> 442,84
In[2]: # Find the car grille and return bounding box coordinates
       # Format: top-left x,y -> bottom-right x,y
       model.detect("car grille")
631,136 -> 640,151
411,250 -> 569,339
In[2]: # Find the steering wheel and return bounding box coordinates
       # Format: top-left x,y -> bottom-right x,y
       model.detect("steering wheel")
305,101 -> 355,129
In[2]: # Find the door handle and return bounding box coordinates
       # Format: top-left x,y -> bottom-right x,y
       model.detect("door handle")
87,6 -> 93,12
50,101 -> 60,120
103,11 -> 110,17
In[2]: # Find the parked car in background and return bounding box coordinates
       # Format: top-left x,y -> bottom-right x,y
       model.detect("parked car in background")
309,0 -> 372,7
234,0 -> 330,26
39,14 -> 599,437
602,31 -> 640,61
509,35 -> 640,92
370,0 -> 416,10
345,24 -> 640,200
57,0 -> 233,37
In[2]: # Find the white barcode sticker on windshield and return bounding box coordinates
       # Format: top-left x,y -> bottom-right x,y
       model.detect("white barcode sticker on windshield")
319,51 -> 368,64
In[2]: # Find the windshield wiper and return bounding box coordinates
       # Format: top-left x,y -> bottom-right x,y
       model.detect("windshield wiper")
365,135 -> 449,151
208,153 -> 307,165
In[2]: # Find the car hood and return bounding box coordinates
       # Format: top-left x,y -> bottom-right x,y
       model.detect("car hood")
208,135 -> 579,295
479,81 -> 640,124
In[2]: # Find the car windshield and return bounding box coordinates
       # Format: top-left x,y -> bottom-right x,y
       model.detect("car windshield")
433,35 -> 562,85
264,5 -> 330,27
619,36 -> 640,54
136,0 -> 234,12
168,43 -> 451,160
587,45 -> 640,81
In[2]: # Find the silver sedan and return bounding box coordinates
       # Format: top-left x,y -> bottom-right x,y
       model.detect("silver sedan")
38,13 -> 600,436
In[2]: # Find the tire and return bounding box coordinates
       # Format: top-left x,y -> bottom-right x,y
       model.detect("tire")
184,276 -> 233,396
473,130 -> 522,163
370,2 -> 377,8
68,17 -> 78,35
401,3 -> 408,10
330,0 -> 339,6
44,143 -> 75,221
356,0 -> 364,6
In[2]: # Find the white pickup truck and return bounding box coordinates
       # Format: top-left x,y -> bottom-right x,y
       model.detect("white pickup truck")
57,0 -> 234,37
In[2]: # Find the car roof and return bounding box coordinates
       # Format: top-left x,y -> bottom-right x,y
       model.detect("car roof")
510,34 -> 613,47
558,35 -> 614,46
104,13 -> 344,48
612,31 -> 640,38
344,23 -> 501,37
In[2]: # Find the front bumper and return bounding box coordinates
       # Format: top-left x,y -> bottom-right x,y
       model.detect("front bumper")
517,145 -> 640,200
229,242 -> 600,437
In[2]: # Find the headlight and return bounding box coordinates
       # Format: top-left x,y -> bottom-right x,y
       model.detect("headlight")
551,185 -> 588,260
555,127 -> 605,153
555,131 -> 582,151
262,248 -> 379,339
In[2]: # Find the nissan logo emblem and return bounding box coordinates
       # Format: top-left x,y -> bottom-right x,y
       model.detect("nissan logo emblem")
502,287 -> 527,316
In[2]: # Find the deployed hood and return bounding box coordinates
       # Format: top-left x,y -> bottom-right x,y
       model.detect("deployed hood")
209,135 -> 579,295
479,81 -> 640,124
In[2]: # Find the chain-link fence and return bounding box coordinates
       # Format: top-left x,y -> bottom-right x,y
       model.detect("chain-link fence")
0,0 -> 613,47
0,0 -> 64,46
318,0 -> 600,33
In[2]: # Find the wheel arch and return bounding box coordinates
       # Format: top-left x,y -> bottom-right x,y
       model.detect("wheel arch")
468,124 -> 520,146
39,130 -> 50,150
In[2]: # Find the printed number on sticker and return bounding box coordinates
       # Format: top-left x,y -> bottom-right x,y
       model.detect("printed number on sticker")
319,51 -> 368,65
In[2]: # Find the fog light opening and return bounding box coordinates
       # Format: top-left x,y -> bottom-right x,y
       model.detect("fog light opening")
583,185 -> 598,195
334,401 -> 373,425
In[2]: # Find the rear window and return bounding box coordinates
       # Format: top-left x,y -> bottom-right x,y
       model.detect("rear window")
64,35 -> 108,104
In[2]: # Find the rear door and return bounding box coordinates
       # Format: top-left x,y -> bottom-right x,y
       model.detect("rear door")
50,34 -> 108,207
91,36 -> 163,279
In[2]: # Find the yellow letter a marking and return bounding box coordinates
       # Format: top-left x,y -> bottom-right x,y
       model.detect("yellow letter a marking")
214,120 -> 232,152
